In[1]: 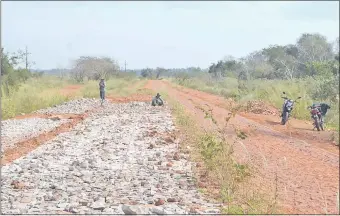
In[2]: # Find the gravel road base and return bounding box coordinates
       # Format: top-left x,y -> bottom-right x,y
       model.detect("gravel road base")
1,102 -> 220,214
35,98 -> 100,115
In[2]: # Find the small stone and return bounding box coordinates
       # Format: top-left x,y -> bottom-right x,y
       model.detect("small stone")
205,209 -> 220,214
74,172 -> 83,177
198,182 -> 207,188
147,199 -> 154,204
67,207 -> 79,214
129,200 -> 139,205
120,198 -> 130,204
91,200 -> 105,210
166,162 -> 173,167
20,197 -> 32,203
103,208 -> 115,214
189,207 -> 198,213
167,198 -> 177,202
179,180 -> 186,187
150,206 -> 166,215
174,170 -> 185,174
147,144 -> 154,149
122,205 -> 148,215
164,137 -> 174,143
50,116 -> 61,121
154,199 -> 165,206
79,200 -> 88,206
156,152 -> 161,157
11,180 -> 25,189
80,162 -> 89,169
57,203 -> 69,209
173,152 -> 180,161
44,192 -> 56,201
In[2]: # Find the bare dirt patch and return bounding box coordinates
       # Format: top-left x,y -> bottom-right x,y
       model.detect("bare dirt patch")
59,85 -> 82,97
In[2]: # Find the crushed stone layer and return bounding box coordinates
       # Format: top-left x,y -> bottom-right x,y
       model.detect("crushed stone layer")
1,102 -> 221,214
1,118 -> 70,151
35,98 -> 100,115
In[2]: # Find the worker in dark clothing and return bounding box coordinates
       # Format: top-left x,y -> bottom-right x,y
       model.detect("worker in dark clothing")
311,102 -> 331,123
99,79 -> 105,105
151,93 -> 164,106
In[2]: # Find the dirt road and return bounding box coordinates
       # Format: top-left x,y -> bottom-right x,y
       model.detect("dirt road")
1,80 -> 338,214
145,80 -> 339,214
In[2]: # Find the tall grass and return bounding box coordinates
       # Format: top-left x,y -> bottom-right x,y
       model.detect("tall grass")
80,78 -> 144,98
1,76 -> 71,119
1,75 -> 144,119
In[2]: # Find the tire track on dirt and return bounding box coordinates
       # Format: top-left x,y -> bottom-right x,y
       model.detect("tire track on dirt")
146,80 -> 339,214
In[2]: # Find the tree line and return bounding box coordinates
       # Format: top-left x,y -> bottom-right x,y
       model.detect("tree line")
1,32 -> 338,100
207,33 -> 339,80
1,48 -> 39,96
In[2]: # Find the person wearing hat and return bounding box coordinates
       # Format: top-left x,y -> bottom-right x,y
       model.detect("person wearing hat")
99,78 -> 106,105
151,93 -> 164,106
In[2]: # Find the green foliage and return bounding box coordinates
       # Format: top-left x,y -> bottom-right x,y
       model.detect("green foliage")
199,133 -> 223,168
1,77 -> 70,119
1,48 -> 33,96
207,33 -> 338,80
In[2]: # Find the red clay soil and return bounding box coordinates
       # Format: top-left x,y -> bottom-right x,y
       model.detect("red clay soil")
107,94 -> 151,103
13,113 -> 81,120
1,112 -> 89,165
240,112 -> 339,153
145,80 -> 339,214
59,85 -> 82,97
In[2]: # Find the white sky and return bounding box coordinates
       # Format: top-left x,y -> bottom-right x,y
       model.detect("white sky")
2,1 -> 339,69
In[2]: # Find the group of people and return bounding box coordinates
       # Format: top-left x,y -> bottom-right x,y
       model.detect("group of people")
98,79 -> 164,106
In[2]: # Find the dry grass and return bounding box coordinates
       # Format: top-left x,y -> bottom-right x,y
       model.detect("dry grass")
1,76 -> 146,119
80,78 -> 144,98
1,76 -> 71,119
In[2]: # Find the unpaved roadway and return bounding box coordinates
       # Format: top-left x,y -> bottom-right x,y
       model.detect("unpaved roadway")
1,80 -> 338,214
145,80 -> 339,214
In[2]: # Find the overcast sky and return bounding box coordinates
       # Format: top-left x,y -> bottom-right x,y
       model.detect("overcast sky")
2,1 -> 339,69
